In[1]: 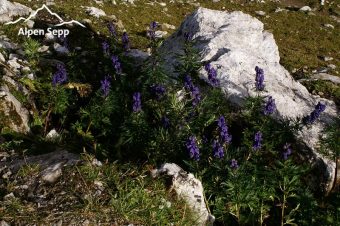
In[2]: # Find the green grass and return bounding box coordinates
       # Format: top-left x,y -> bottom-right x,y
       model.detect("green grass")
0,153 -> 197,225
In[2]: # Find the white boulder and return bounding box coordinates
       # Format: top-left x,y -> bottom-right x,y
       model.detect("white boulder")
0,0 -> 32,23
152,163 -> 215,226
159,8 -> 339,193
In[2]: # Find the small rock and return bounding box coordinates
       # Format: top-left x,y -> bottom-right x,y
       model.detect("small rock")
4,192 -> 15,201
26,20 -> 35,28
44,32 -> 56,42
0,52 -> 5,62
0,220 -> 10,226
41,162 -> 63,184
311,73 -> 340,84
255,11 -> 266,16
324,24 -> 334,29
299,6 -> 312,12
82,219 -> 90,226
53,220 -> 63,226
85,7 -> 106,18
21,66 -> 31,73
155,30 -> 168,38
115,20 -> 124,30
46,129 -> 60,140
318,91 -> 324,96
91,158 -> 103,167
2,170 -> 12,179
213,0 -> 220,2
38,45 -> 49,53
159,2 -> 167,6
328,64 -> 336,70
27,73 -> 35,80
82,19 -> 92,24
275,7 -> 287,13
321,56 -> 334,62
0,40 -> 17,50
46,0 -> 55,6
161,23 -> 176,30
7,58 -> 21,71
53,43 -> 70,55
307,12 -> 316,16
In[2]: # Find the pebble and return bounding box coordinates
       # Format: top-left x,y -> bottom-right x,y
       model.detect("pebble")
26,20 -> 35,28
0,220 -> 10,226
255,11 -> 266,16
328,64 -> 336,70
322,56 -> 334,62
323,24 -> 334,29
38,45 -> 49,53
4,192 -> 15,201
0,52 -> 5,62
299,6 -> 312,12
41,163 -> 63,184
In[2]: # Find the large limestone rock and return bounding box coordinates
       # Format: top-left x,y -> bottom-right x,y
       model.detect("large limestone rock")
159,8 -> 339,193
0,0 -> 32,23
152,163 -> 215,226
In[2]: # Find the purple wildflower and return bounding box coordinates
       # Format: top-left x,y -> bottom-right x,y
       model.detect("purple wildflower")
100,76 -> 111,97
184,75 -> 201,107
150,84 -> 166,100
253,131 -> 263,151
111,55 -> 122,74
102,41 -> 110,55
230,159 -> 239,169
217,116 -> 232,144
161,116 -> 170,129
255,66 -> 265,91
186,136 -> 200,161
107,22 -> 116,37
122,32 -> 130,51
304,102 -> 326,124
213,140 -> 224,158
148,21 -> 158,40
263,96 -> 276,115
52,64 -> 67,86
132,92 -> 142,112
282,143 -> 292,160
204,63 -> 220,87
184,32 -> 193,42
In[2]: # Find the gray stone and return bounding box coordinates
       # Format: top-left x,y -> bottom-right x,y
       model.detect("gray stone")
38,45 -> 49,53
41,162 -> 62,184
46,129 -> 60,140
0,0 -> 32,23
0,39 -> 18,50
0,51 -> 5,62
328,64 -> 336,70
0,84 -> 30,133
26,19 -> 34,28
299,6 -> 312,12
152,163 -> 215,226
3,192 -> 15,201
321,56 -> 333,62
255,11 -> 266,16
323,24 -> 334,29
155,30 -> 168,38
53,43 -> 69,55
126,49 -> 150,65
0,220 -> 10,226
85,6 -> 106,18
161,23 -> 176,30
159,8 -> 338,193
311,73 -> 340,84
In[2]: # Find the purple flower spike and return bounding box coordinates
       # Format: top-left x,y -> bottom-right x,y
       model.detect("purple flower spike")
100,76 -> 111,97
304,102 -> 326,124
111,55 -> 122,74
102,41 -> 110,55
264,96 -> 276,115
184,75 -> 201,107
148,21 -> 158,40
132,92 -> 142,112
52,64 -> 67,86
122,32 -> 130,51
255,66 -> 265,91
253,131 -> 263,151
107,22 -> 116,37
186,136 -> 200,161
213,140 -> 224,158
230,159 -> 239,169
204,63 -> 220,87
282,143 -> 292,160
217,116 -> 232,144
150,84 -> 166,100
